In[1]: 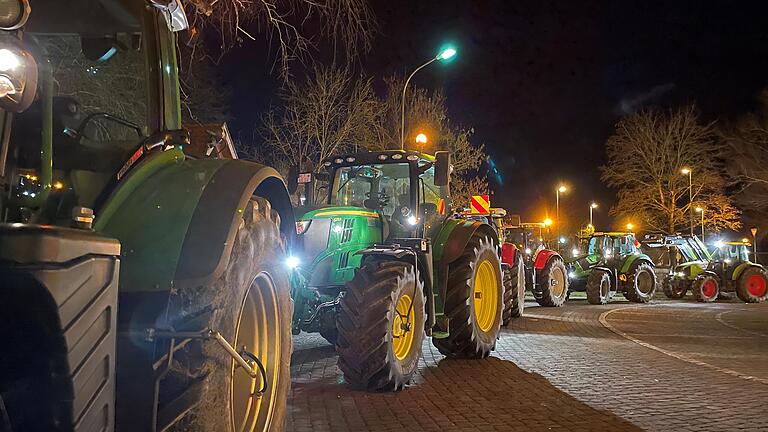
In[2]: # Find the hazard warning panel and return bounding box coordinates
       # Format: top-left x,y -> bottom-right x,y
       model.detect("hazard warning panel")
470,195 -> 490,215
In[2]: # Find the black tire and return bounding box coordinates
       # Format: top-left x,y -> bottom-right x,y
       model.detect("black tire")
717,291 -> 736,300
624,263 -> 657,303
586,269 -> 612,305
336,260 -> 425,391
534,257 -> 568,307
502,254 -> 526,325
165,198 -> 292,432
691,274 -> 719,303
433,233 -> 503,359
735,266 -> 768,303
662,277 -> 688,299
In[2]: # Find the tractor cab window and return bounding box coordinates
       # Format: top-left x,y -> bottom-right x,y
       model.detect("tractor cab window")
732,245 -> 750,262
418,163 -> 448,237
617,236 -> 635,255
2,1 -> 148,223
588,236 -> 606,255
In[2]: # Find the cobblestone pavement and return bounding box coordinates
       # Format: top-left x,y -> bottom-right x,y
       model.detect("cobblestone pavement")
288,297 -> 768,431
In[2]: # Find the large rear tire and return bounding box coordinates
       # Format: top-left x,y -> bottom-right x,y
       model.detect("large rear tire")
692,274 -> 719,303
165,198 -> 292,432
735,266 -> 768,303
336,260 -> 425,391
433,233 -> 503,359
624,263 -> 657,303
662,277 -> 688,299
534,257 -> 568,307
586,269 -> 612,305
502,253 -> 526,325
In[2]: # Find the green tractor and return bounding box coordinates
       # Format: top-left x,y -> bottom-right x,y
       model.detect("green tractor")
290,150 -> 508,391
0,1 -> 294,431
567,232 -> 657,304
657,237 -> 768,303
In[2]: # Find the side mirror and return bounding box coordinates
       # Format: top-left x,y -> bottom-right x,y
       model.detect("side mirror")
434,151 -> 451,186
287,166 -> 298,194
0,37 -> 37,113
149,0 -> 190,32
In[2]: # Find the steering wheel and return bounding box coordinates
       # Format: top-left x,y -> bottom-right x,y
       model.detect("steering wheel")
74,112 -> 143,142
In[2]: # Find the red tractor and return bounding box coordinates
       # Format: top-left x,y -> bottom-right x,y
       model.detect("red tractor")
503,222 -> 569,307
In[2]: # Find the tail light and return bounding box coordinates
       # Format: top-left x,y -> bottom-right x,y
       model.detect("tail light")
296,220 -> 311,235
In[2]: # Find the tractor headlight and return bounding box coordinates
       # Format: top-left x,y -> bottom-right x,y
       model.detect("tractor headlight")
295,220 -> 311,235
0,38 -> 37,112
676,271 -> 685,277
407,215 -> 418,225
571,248 -> 580,257
285,256 -> 300,269
568,271 -> 576,279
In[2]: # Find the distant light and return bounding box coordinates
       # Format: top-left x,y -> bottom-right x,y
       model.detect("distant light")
438,47 -> 457,61
559,237 -> 566,244
724,258 -> 731,264
676,272 -> 685,277
558,185 -> 567,193
568,271 -> 576,279
590,202 -> 598,209
53,181 -> 64,190
626,223 -> 634,231
695,207 -> 703,213
407,215 -> 418,225
742,238 -> 750,243
714,240 -> 725,248
544,218 -> 553,226
525,248 -> 532,255
681,167 -> 691,175
285,256 -> 300,269
415,133 -> 428,144
572,248 -> 580,257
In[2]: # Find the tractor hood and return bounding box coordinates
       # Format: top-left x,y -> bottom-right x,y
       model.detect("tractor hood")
295,206 -> 383,287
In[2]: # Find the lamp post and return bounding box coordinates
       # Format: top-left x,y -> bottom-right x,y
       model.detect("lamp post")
589,202 -> 598,227
401,47 -> 457,149
556,185 -> 567,246
681,167 -> 693,235
695,207 -> 704,241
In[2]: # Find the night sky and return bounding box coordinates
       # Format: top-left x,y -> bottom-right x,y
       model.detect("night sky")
222,1 -> 768,229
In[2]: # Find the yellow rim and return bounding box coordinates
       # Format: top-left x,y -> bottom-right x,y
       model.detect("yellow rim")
392,294 -> 415,361
551,267 -> 566,297
230,275 -> 281,432
473,259 -> 499,332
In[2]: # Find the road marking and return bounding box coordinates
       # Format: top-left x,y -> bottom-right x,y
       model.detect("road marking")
599,306 -> 768,386
714,309 -> 768,338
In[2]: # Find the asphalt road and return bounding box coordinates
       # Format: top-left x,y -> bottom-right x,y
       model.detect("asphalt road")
288,297 -> 768,431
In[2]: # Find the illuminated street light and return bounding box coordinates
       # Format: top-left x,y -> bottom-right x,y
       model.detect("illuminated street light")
544,218 -> 553,226
681,167 -> 693,235
589,202 -> 598,226
627,223 -> 634,231
415,133 -> 428,145
555,185 -> 568,243
401,45 -> 458,149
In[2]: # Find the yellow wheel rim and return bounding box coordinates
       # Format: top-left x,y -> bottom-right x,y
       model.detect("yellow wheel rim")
473,259 -> 499,332
230,275 -> 281,432
551,266 -> 566,297
392,294 -> 415,361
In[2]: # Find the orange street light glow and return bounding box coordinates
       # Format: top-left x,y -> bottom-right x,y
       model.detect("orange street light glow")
544,218 -> 553,226
681,167 -> 691,175
415,133 -> 428,144
627,223 -> 634,231
558,185 -> 567,193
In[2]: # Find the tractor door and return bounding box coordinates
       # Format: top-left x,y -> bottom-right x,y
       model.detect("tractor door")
418,163 -> 449,239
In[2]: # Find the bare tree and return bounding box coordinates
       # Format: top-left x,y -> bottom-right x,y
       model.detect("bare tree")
259,65 -> 383,173
181,0 -> 376,80
451,176 -> 490,210
602,106 -> 740,233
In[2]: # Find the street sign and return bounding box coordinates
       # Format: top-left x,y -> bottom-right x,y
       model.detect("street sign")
298,172 -> 312,184
751,227 -> 758,237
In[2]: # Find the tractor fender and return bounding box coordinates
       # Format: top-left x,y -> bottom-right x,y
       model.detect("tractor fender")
173,160 -> 295,290
433,218 -> 497,265
500,242 -> 518,267
620,253 -> 653,274
732,262 -> 764,281
533,249 -> 561,271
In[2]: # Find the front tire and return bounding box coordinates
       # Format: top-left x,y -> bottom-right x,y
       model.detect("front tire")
586,269 -> 612,305
534,257 -> 568,307
433,233 -> 503,359
692,274 -> 719,303
502,253 -> 526,325
165,198 -> 292,432
662,277 -> 688,299
336,260 -> 425,391
624,263 -> 657,303
735,267 -> 768,303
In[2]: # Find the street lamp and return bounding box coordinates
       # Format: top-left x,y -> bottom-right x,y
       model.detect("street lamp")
695,207 -> 704,241
415,133 -> 428,145
681,167 -> 693,235
627,223 -> 634,232
401,46 -> 457,149
556,185 -> 567,245
589,202 -> 598,227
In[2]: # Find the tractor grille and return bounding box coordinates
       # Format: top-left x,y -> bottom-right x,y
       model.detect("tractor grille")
339,251 -> 350,268
340,218 -> 354,243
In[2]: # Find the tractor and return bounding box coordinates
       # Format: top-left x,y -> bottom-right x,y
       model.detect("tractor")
289,150 -> 507,391
641,234 -> 713,300
503,222 -> 569,307
0,1 -> 294,431
568,232 -> 657,304
705,241 -> 768,303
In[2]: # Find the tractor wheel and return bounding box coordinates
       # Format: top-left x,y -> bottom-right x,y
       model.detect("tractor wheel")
692,274 -> 719,303
662,277 -> 688,299
336,260 -> 425,391
433,233 -> 503,359
534,258 -> 568,307
624,263 -> 657,303
586,269 -> 612,304
735,267 -> 768,303
165,198 -> 292,432
502,254 -> 526,325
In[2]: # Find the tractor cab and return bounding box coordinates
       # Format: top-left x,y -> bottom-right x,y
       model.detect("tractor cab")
710,240 -> 756,281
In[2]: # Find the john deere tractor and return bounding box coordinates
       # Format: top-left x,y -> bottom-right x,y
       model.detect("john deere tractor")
657,237 -> 768,303
568,232 -> 657,304
0,2 -> 294,431
290,150 -> 505,391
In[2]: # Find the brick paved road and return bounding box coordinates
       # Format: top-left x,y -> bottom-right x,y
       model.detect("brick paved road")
288,297 -> 768,431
